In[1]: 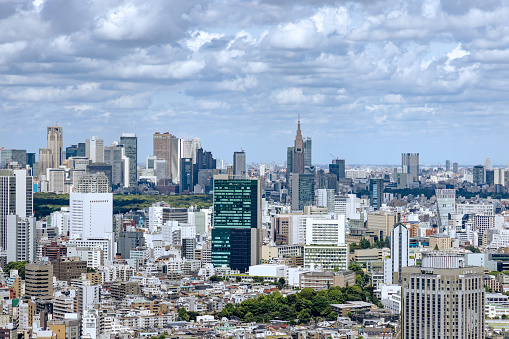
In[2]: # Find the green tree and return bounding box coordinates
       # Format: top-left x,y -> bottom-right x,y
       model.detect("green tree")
349,262 -> 363,273
434,244 -> 439,251
209,275 -> 224,282
465,245 -> 480,253
236,276 -> 242,282
360,238 -> 370,249
177,308 -> 189,321
4,261 -> 28,279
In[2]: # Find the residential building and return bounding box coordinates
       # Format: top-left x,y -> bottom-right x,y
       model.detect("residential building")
51,257 -> 87,283
0,169 -> 33,250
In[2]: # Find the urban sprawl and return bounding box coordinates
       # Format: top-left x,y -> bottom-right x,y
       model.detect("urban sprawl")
0,121 -> 506,339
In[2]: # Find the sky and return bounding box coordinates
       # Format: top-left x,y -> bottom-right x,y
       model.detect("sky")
1,0 -> 509,166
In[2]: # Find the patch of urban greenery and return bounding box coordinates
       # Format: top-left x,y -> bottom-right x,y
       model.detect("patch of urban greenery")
217,264 -> 380,324
177,308 -> 200,321
378,188 -> 509,200
349,237 -> 390,253
4,261 -> 28,279
33,192 -> 213,218
465,246 -> 480,253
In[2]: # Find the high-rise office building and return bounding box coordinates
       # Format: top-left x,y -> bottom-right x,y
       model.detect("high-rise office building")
445,160 -> 451,172
485,157 -> 493,170
436,189 -> 455,231
70,192 -> 113,239
329,159 -> 346,180
402,252 -> 484,339
402,153 -> 419,182
120,133 -> 137,187
38,148 -> 52,178
25,262 -> 54,301
65,145 -> 78,159
0,169 -> 33,251
1,149 -> 27,169
453,162 -> 458,174
192,148 -> 216,189
179,158 -> 192,193
286,146 -> 294,183
211,176 -> 261,273
292,120 -> 305,174
384,223 -> 409,285
47,126 -> 63,168
233,151 -> 246,179
153,132 -> 178,182
290,172 -> 315,211
77,142 -> 86,157
473,165 -> 484,186
85,136 -> 104,163
303,137 -> 312,167
77,173 -> 110,193
369,179 -> 384,211
104,144 -> 125,188
86,163 -> 112,189
485,169 -> 495,186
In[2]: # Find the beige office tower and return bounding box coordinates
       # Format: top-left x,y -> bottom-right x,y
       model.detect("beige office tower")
38,148 -> 52,178
402,252 -> 484,339
25,262 -> 54,301
153,132 -> 179,182
47,126 -> 63,168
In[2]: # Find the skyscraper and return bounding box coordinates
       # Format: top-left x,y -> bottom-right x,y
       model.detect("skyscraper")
0,149 -> 27,169
25,262 -> 54,301
233,151 -> 246,179
179,158 -> 192,193
303,137 -> 312,167
473,165 -> 484,186
445,160 -> 451,172
211,176 -> 261,273
120,133 -> 137,187
0,169 -> 33,251
153,132 -> 179,182
453,162 -> 459,174
369,179 -> 384,211
402,252 -> 484,339
485,157 -> 493,170
290,172 -> 315,211
292,119 -> 304,174
402,153 -> 419,182
384,223 -> 409,285
104,144 -> 125,188
47,126 -> 63,168
329,159 -> 346,180
85,136 -> 104,163
435,189 -> 455,231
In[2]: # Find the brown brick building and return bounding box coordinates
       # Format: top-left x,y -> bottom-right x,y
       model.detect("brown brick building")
51,257 -> 87,283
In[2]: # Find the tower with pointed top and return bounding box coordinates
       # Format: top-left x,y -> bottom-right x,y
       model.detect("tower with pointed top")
292,118 -> 305,174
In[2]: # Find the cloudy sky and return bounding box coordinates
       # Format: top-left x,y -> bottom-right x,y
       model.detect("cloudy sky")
1,0 -> 508,166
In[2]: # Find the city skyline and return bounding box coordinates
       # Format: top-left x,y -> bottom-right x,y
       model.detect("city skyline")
1,1 -> 509,165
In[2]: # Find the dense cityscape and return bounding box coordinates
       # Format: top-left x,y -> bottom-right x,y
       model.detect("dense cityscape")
5,0 -> 509,338
0,120 -> 507,339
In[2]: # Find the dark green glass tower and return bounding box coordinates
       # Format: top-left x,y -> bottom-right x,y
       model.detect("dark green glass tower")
211,176 -> 261,272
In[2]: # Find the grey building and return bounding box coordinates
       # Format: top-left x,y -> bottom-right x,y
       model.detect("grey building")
104,145 -> 124,188
1,149 -> 27,169
117,231 -> 145,259
290,172 -> 315,211
304,137 -> 312,167
453,162 -> 459,174
402,153 -> 419,182
233,151 -> 246,179
120,133 -> 137,187
86,163 -> 112,189
473,165 -> 484,186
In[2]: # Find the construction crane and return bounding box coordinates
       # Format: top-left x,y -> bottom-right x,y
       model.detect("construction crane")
0,147 -> 4,151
